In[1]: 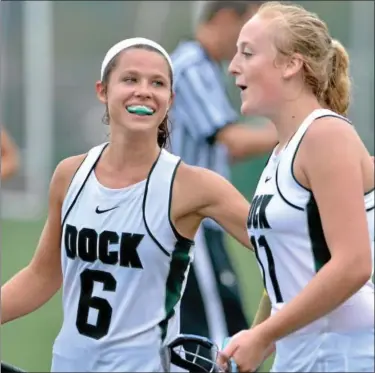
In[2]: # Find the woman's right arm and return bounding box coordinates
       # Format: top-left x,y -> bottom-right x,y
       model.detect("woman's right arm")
1,155 -> 84,324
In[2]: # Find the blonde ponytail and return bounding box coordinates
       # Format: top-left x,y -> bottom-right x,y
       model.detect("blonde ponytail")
322,39 -> 351,116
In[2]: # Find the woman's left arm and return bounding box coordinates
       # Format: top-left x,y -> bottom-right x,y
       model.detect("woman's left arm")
258,118 -> 373,343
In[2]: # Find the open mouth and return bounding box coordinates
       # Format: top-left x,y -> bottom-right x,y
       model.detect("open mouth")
126,105 -> 155,116
237,85 -> 247,91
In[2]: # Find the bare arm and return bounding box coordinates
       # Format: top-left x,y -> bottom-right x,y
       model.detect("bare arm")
1,127 -> 20,180
257,118 -> 373,343
216,122 -> 278,161
193,167 -> 252,249
1,155 -> 84,324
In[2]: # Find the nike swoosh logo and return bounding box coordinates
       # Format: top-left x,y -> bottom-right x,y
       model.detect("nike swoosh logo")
265,176 -> 272,182
95,206 -> 119,214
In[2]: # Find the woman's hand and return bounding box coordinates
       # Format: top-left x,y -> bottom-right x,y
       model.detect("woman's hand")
218,326 -> 273,372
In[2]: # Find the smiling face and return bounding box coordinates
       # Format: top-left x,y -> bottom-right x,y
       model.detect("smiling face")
228,14 -> 287,117
96,46 -> 173,137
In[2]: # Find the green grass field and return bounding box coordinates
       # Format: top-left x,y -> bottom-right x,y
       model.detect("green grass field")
1,217 -> 274,372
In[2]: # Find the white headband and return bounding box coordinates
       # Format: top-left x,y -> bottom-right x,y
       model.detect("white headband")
100,37 -> 173,81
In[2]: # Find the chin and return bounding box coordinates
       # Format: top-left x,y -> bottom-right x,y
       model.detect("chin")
241,99 -> 267,117
127,122 -> 157,133
240,102 -> 255,116
113,119 -> 152,133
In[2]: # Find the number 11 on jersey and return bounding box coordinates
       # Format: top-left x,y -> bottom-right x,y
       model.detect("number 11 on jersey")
250,235 -> 283,303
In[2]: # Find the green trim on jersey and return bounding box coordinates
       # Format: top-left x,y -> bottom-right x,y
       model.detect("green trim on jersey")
307,194 -> 331,272
159,154 -> 194,341
159,239 -> 192,341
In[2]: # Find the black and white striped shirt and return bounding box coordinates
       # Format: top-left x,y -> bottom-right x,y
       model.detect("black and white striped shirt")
169,40 -> 239,182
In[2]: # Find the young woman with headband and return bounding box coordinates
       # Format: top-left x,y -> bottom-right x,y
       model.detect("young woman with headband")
1,37 -> 256,372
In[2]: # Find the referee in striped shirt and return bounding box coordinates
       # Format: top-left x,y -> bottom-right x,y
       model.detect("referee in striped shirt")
170,0 -> 277,350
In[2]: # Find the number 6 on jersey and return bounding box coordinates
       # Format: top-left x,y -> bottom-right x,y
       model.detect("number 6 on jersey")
76,269 -> 117,339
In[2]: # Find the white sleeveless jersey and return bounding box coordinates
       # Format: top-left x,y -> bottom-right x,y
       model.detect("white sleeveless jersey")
248,109 -> 374,335
51,143 -> 194,372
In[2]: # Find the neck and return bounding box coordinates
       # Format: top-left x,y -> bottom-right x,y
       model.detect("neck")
270,94 -> 323,148
104,127 -> 160,172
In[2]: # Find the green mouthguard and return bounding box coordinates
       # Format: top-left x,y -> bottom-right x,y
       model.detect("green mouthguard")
127,106 -> 153,116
